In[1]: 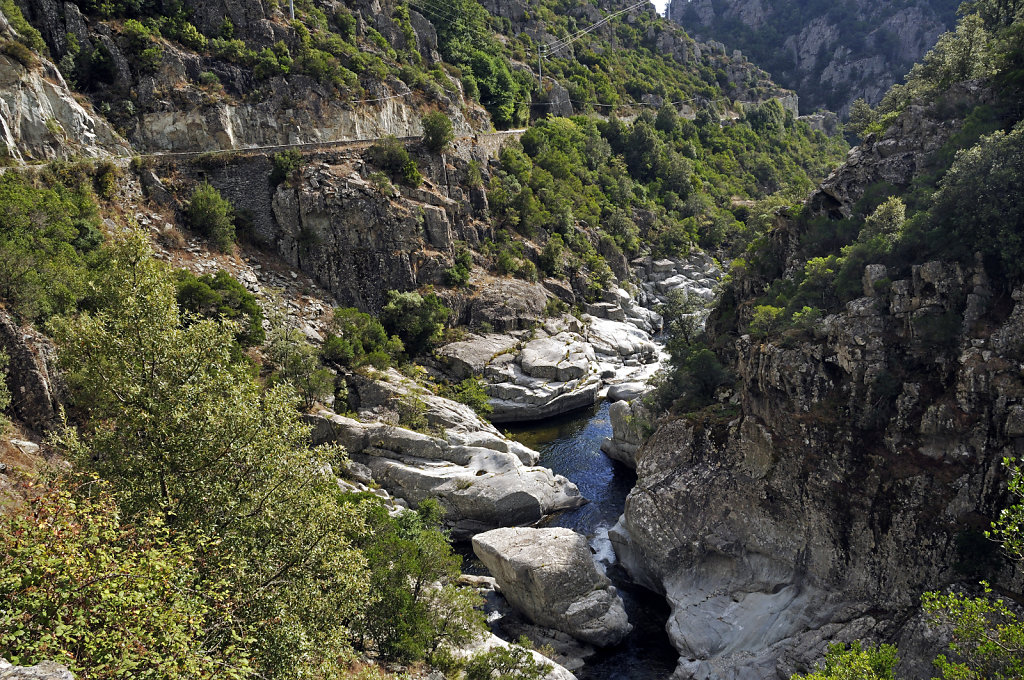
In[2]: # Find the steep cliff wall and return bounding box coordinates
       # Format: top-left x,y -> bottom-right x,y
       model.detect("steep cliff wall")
668,0 -> 961,116
615,258 -> 1023,677
611,12 -> 1024,675
0,9 -> 128,160
17,0 -> 486,152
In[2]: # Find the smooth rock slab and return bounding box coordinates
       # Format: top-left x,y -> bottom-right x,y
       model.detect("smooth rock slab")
308,410 -> 584,538
472,527 -> 632,647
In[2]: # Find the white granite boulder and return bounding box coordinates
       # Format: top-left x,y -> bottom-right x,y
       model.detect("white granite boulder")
472,527 -> 633,647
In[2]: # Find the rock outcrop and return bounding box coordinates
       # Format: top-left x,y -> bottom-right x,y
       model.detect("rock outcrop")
0,9 -> 128,161
437,313 -> 657,424
437,255 -> 723,423
473,527 -> 632,647
0,659 -> 73,680
613,256 -> 1024,677
809,81 -> 989,218
307,377 -> 585,537
0,310 -> 66,430
600,399 -> 651,469
19,0 -> 484,153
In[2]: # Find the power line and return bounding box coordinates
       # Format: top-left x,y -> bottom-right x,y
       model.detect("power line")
543,0 -> 648,56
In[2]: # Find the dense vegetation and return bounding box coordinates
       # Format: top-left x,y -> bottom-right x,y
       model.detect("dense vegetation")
485,104 -> 845,300
25,0 -> 821,138
0,229 -> 524,679
720,0 -> 1024,342
673,2 -> 1024,677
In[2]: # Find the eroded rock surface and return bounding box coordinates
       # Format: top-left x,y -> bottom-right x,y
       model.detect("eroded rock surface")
600,399 -> 651,469
613,260 -> 1024,678
0,10 -> 128,161
0,659 -> 73,680
473,527 -> 632,647
438,255 -> 723,423
307,378 -> 584,537
0,310 -> 66,430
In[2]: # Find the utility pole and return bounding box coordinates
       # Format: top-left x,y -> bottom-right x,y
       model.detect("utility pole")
537,46 -> 543,89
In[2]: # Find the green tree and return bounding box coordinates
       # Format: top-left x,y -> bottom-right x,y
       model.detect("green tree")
322,306 -> 403,369
791,641 -> 898,680
174,269 -> 265,347
266,324 -> 336,410
354,499 -> 484,661
922,126 -> 1024,280
185,182 -> 235,252
847,99 -> 877,141
749,305 -> 786,338
368,136 -> 422,187
0,477 -> 251,680
49,233 -> 370,679
380,289 -> 450,355
463,645 -> 552,680
270,149 -> 303,187
0,171 -> 101,321
422,111 -> 455,153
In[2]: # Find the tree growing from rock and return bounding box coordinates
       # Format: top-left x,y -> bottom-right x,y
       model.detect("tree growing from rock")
422,111 -> 455,153
381,289 -> 449,356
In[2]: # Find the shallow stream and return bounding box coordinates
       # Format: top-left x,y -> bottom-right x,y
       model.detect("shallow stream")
499,402 -> 678,680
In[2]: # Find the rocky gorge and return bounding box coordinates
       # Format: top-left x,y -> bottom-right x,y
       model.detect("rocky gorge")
668,0 -> 962,116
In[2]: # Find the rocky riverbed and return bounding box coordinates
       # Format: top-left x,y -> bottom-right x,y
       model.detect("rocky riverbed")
437,254 -> 723,423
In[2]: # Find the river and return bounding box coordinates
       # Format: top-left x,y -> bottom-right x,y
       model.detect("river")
499,401 -> 679,680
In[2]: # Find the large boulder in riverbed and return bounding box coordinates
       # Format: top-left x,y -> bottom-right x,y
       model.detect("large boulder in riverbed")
600,399 -> 652,469
472,527 -> 632,647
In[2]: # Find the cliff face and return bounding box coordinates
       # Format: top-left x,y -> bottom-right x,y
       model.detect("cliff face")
615,261 -> 1023,677
611,74 -> 1024,678
668,0 -> 960,116
0,10 -> 128,160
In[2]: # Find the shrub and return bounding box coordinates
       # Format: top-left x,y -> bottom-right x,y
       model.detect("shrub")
174,269 -> 265,347
422,111 -> 455,153
791,641 -> 898,680
185,182 -> 235,252
0,478 -> 251,680
367,136 -> 422,187
381,289 -> 449,356
266,325 -> 335,409
438,376 -> 493,417
271,149 -> 303,187
1,40 -> 37,68
198,70 -> 220,86
93,160 -> 119,200
321,307 -> 403,369
0,172 -> 101,321
463,645 -> 552,680
445,247 -> 473,286
354,500 -> 485,661
748,305 -> 785,338
0,0 -> 46,54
